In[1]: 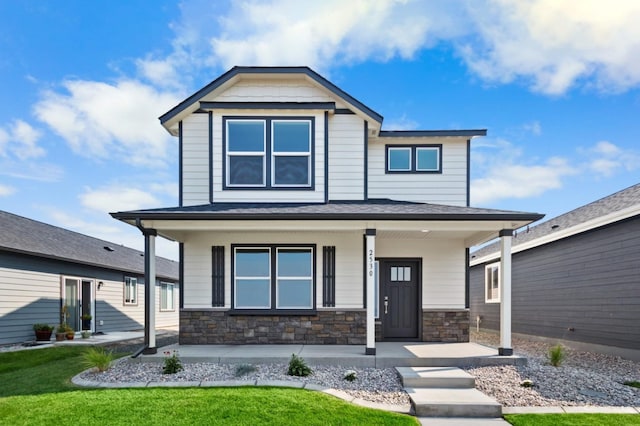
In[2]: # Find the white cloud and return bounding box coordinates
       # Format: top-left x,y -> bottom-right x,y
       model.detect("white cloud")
382,114 -> 420,131
0,120 -> 45,160
80,185 -> 161,213
582,140 -> 640,177
33,79 -> 180,167
0,183 -> 15,196
459,0 -> 640,94
522,121 -> 542,136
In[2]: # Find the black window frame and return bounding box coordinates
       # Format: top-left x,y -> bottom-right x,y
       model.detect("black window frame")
230,243 -> 317,315
385,144 -> 442,174
222,116 -> 315,190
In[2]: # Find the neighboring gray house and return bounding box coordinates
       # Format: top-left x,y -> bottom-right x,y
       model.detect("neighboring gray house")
112,66 -> 542,355
470,183 -> 640,358
0,210 -> 179,345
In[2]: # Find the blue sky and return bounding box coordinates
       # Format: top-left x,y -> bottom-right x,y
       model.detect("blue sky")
1,1 -> 639,260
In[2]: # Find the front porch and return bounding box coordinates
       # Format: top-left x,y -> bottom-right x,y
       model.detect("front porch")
137,341 -> 525,368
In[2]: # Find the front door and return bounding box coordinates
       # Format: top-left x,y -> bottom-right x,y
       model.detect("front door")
381,260 -> 419,339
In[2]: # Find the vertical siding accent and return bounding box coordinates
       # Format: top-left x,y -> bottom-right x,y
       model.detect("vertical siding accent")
208,111 -> 214,203
324,111 -> 329,203
322,246 -> 336,307
179,243 -> 184,309
178,121 -> 183,207
211,246 -> 225,307
364,121 -> 368,200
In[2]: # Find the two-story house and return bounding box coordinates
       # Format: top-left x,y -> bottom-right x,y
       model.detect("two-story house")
112,66 -> 543,355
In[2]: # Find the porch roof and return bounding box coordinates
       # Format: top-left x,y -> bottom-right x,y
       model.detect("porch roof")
111,200 -> 543,248
112,199 -> 543,222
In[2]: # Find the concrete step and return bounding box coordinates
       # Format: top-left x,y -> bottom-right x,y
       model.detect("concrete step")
396,366 -> 475,388
406,387 -> 502,418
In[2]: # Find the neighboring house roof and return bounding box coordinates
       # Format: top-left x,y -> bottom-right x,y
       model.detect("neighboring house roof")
470,182 -> 640,265
111,199 -> 543,222
0,210 -> 178,280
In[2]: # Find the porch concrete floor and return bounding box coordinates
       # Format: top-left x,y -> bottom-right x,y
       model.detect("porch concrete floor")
138,342 -> 525,368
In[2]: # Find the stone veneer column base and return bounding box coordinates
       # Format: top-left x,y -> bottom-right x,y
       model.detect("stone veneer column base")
422,309 -> 470,343
180,309 -> 366,345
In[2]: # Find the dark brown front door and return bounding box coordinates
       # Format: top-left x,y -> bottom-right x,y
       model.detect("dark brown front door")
381,260 -> 419,339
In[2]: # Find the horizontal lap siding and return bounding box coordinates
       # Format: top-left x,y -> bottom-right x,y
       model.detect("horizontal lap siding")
367,139 -> 468,205
328,114 -> 364,200
376,238 -> 466,309
182,231 -> 363,309
182,114 -> 210,206
210,111 -> 325,203
470,216 -> 640,350
210,81 -> 339,103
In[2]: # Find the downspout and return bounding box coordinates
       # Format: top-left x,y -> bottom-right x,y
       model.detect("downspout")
132,218 -> 158,357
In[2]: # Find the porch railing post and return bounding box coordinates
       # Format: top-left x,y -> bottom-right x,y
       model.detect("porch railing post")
365,229 -> 376,355
499,229 -> 513,356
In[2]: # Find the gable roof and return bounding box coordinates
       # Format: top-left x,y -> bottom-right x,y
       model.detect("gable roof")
0,210 -> 178,280
159,66 -> 384,133
470,182 -> 640,264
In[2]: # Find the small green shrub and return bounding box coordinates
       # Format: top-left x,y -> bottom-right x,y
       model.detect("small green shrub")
82,347 -> 114,372
624,381 -> 640,389
520,379 -> 534,388
548,344 -> 565,367
162,350 -> 183,374
33,323 -> 54,332
235,364 -> 257,377
287,353 -> 312,377
344,370 -> 357,382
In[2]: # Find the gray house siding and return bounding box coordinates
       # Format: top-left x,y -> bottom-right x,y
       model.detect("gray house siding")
470,215 -> 640,351
0,250 -> 178,345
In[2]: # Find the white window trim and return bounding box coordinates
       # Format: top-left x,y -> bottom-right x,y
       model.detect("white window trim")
387,147 -> 412,172
271,120 -> 312,188
225,119 -> 267,188
124,277 -> 138,306
484,262 -> 501,303
415,146 -> 440,172
160,282 -> 175,312
234,247 -> 272,309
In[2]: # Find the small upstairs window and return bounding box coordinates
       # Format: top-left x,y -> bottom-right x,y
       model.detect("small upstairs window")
386,144 -> 442,173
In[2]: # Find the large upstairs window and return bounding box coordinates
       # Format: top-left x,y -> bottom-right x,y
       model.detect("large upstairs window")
224,117 -> 313,189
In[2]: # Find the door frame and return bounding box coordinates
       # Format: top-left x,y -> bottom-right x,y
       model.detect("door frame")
377,257 -> 422,341
60,276 -> 96,332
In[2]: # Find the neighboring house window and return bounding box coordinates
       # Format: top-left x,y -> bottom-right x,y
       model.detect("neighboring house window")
124,277 -> 137,306
160,282 -> 175,311
485,263 -> 500,303
233,245 -> 315,310
224,117 -> 313,189
386,144 -> 442,173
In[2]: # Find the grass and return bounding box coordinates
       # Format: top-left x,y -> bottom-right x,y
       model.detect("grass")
548,344 -> 565,367
0,346 -> 417,425
505,414 -> 640,425
624,381 -> 640,389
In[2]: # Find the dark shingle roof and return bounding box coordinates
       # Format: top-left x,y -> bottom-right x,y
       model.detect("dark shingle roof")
471,182 -> 640,260
111,199 -> 543,221
0,210 -> 178,279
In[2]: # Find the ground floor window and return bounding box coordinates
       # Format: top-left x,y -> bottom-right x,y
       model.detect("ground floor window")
233,245 -> 315,310
124,277 -> 137,305
160,282 -> 175,311
485,262 -> 500,303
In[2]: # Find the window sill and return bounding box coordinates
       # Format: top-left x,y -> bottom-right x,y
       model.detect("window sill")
229,309 -> 318,316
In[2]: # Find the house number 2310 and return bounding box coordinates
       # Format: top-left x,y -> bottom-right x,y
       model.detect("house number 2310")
368,249 -> 374,277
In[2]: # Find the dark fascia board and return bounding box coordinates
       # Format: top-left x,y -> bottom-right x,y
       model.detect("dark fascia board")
379,129 -> 487,137
159,66 -> 383,125
198,101 -> 336,110
0,246 -> 178,281
112,211 -> 544,222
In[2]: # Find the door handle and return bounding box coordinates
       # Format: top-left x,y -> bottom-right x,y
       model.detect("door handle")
384,296 -> 389,314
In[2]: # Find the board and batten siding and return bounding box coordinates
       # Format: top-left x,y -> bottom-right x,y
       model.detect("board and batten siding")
367,138 -> 468,206
181,114 -> 211,206
376,237 -> 466,309
182,231 -> 363,309
470,215 -> 640,351
328,114 -> 365,200
208,80 -> 341,105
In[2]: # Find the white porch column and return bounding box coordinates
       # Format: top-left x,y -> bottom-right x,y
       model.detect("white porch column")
499,229 -> 513,356
365,229 -> 376,355
143,228 -> 158,354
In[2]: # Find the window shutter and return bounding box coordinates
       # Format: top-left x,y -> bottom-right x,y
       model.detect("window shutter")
323,246 -> 336,307
211,246 -> 225,307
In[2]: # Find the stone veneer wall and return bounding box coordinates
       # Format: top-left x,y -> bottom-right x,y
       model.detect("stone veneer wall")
180,309 -> 366,344
422,310 -> 470,343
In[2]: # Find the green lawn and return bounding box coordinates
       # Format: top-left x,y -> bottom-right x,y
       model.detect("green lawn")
505,414 -> 640,426
0,346 -> 417,425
